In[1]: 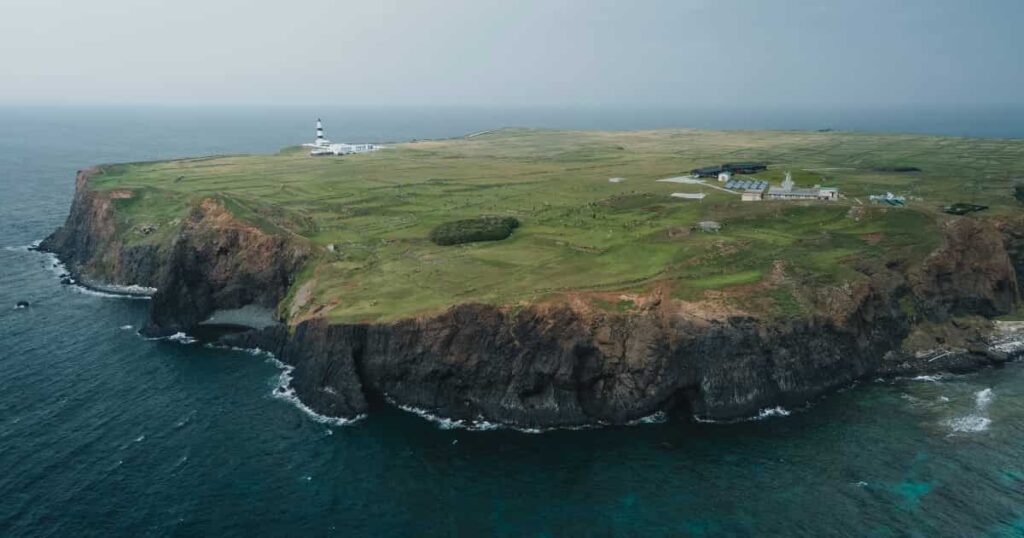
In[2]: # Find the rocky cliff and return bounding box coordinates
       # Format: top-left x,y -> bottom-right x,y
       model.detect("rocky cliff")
224,217 -> 1022,426
45,171 -> 1024,427
144,198 -> 309,335
42,168 -> 309,336
40,168 -> 164,288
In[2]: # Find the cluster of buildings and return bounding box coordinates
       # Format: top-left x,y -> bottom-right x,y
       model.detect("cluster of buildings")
304,119 -> 381,156
719,170 -> 839,203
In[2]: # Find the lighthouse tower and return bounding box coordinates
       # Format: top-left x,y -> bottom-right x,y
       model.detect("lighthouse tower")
314,118 -> 331,148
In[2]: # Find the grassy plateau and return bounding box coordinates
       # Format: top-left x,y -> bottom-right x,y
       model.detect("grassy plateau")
88,129 -> 1024,323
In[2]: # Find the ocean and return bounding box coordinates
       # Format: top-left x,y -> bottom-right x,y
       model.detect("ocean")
2,105 -> 1024,537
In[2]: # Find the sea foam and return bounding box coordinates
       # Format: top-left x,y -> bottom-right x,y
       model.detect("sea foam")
16,244 -> 154,300
757,406 -> 792,419
386,397 -> 505,432
943,388 -> 995,434
267,355 -> 365,427
944,415 -> 992,433
201,342 -> 350,427
386,396 -> 668,433
208,345 -> 667,433
145,332 -> 197,345
694,405 -> 795,424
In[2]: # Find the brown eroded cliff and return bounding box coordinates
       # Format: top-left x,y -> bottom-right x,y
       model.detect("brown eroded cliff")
45,171 -> 1024,426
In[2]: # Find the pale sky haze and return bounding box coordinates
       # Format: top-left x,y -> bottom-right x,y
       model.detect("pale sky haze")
1,0 -> 1021,107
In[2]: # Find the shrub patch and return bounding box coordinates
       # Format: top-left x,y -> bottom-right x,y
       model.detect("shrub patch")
430,216 -> 520,246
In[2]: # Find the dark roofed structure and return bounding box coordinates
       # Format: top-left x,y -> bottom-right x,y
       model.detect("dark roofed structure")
722,162 -> 768,174
691,165 -> 724,178
691,162 -> 768,177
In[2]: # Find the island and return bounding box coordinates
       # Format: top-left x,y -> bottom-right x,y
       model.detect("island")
42,128 -> 1024,428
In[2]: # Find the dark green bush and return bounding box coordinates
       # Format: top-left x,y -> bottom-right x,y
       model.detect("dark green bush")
429,216 -> 520,246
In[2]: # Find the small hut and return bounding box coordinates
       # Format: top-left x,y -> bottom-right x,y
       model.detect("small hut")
697,220 -> 722,233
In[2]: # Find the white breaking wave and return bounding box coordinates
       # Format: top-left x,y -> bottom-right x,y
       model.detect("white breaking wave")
943,388 -> 995,434
757,406 -> 792,419
3,240 -> 42,252
387,397 -> 505,432
386,396 -> 668,433
910,374 -> 944,383
267,356 -> 365,427
203,343 -> 276,358
975,388 -> 994,410
626,411 -> 669,425
12,242 -> 154,300
694,405 -> 795,424
69,285 -> 151,300
171,455 -> 189,471
92,283 -> 157,296
142,332 -> 197,344
206,344 -> 667,433
945,415 -> 992,433
120,325 -> 134,330
174,411 -> 196,429
163,332 -> 197,344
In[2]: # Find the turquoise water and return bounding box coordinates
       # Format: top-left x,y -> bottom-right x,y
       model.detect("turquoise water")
2,106 -> 1024,537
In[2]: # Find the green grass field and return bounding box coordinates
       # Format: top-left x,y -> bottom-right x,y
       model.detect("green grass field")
89,128 -> 1024,322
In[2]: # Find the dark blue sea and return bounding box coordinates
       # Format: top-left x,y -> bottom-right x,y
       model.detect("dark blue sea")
2,105 -> 1024,537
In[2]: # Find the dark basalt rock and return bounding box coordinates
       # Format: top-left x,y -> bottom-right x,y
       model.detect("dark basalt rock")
214,217 -> 1024,427
45,167 -> 1024,428
41,169 -> 164,293
244,291 -> 906,425
15,300 -> 29,309
140,199 -> 308,337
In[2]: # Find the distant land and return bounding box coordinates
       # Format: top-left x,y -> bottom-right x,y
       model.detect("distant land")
42,128 -> 1024,429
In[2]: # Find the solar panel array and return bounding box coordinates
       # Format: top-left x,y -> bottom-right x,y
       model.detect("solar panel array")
724,179 -> 768,191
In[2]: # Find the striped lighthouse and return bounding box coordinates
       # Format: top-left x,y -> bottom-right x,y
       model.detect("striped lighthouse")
313,118 -> 331,148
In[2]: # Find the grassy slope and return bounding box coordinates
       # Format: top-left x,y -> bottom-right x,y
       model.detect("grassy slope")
88,129 -> 1024,323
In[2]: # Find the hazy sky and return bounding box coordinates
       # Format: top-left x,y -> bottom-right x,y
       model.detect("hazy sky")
1,0 -> 1021,107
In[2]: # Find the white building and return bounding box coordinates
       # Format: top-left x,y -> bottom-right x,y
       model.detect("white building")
818,187 -> 839,200
718,171 -> 733,183
328,143 -> 379,155
741,190 -> 764,202
765,172 -> 839,201
304,118 -> 382,156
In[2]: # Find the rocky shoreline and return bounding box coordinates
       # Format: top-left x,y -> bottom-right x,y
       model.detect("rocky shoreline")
41,168 -> 1024,428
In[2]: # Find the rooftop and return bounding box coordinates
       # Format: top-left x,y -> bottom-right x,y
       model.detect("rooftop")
725,179 -> 769,191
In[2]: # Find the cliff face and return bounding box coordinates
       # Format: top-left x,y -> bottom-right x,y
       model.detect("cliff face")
47,172 -> 1024,427
223,216 -> 1024,426
225,226 -> 1018,426
42,169 -> 309,336
910,218 -> 1019,320
40,168 -> 163,287
144,199 -> 309,336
